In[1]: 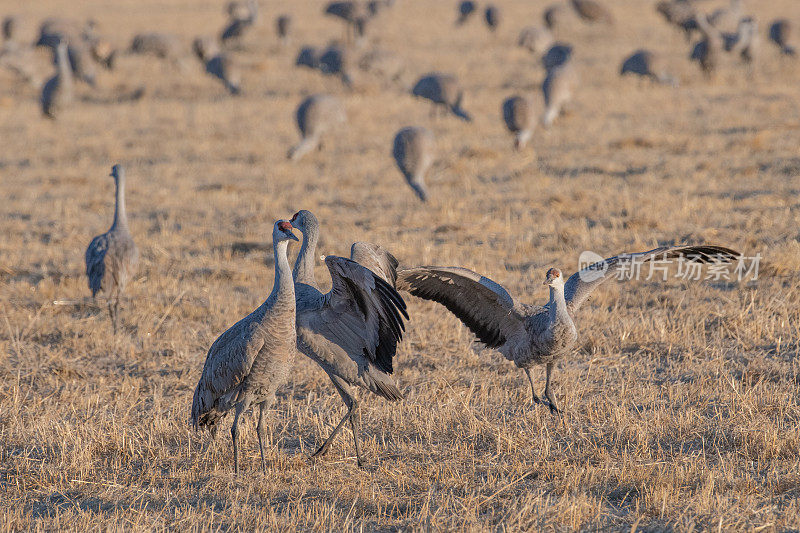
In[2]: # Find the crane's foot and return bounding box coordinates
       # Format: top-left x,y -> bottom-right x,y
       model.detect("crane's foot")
544,392 -> 562,415
309,443 -> 330,460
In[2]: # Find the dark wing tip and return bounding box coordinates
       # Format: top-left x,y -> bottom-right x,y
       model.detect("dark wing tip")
372,272 -> 410,374
669,245 -> 741,263
375,275 -> 408,317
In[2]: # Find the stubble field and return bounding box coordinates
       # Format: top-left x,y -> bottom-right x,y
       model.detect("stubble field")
1,0 -> 800,530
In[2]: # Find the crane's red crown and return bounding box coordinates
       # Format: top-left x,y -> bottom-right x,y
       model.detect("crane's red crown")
278,221 -> 294,232
545,267 -> 561,279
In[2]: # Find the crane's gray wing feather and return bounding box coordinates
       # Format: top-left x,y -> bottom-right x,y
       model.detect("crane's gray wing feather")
191,315 -> 264,429
85,233 -> 109,297
350,241 -> 399,287
564,245 -> 740,313
396,266 -> 527,349
299,256 -> 408,377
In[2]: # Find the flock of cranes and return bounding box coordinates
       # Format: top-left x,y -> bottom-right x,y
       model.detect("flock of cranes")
1,0 -> 795,203
7,0 -> 783,472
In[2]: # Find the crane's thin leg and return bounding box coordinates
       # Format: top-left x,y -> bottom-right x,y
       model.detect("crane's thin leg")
113,295 -> 121,334
310,406 -> 350,459
107,301 -> 116,334
311,376 -> 364,467
543,362 -> 561,415
231,403 -> 245,476
349,409 -> 363,467
256,400 -> 272,474
329,376 -> 364,467
332,378 -> 364,468
524,367 -> 542,405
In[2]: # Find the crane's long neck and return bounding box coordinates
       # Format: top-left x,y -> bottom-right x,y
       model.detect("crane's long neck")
293,223 -> 318,285
111,174 -> 129,232
548,282 -> 570,325
56,43 -> 73,86
247,0 -> 259,24
269,240 -> 295,304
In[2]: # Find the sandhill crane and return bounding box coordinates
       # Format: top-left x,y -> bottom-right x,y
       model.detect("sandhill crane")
543,4 -> 566,30
227,0 -> 253,20
295,43 -> 353,87
570,0 -> 614,25
276,15 -> 292,47
325,1 -> 370,44
325,2 -> 363,26
35,19 -> 99,86
691,14 -> 724,76
2,15 -> 19,50
193,37 -> 241,95
656,1 -> 697,40
367,0 -> 394,17
620,49 -> 677,86
36,17 -> 81,49
358,48 -> 405,84
65,41 -> 98,86
296,45 -> 320,68
518,26 -> 554,56
318,43 -> 354,87
726,17 -> 759,66
393,126 -> 435,202
397,245 -> 739,413
502,95 -> 536,151
2,16 -> 16,39
130,32 -> 185,63
456,1 -> 477,26
708,0 -> 742,32
769,19 -> 795,56
542,43 -> 572,70
191,220 -> 299,475
85,165 -> 139,334
289,210 -> 408,466
41,39 -> 74,119
412,73 -> 471,122
221,0 -> 258,47
484,5 -> 501,33
288,94 -> 346,161
542,57 -> 577,127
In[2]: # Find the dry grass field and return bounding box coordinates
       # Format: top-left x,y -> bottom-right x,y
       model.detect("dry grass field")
2,0 -> 800,530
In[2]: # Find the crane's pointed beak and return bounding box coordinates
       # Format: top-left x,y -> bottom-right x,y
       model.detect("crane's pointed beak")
287,231 -> 299,242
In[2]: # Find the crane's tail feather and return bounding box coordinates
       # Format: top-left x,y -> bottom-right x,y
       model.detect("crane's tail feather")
367,370 -> 404,401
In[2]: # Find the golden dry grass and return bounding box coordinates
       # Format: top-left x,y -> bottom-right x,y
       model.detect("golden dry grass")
2,0 -> 800,530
